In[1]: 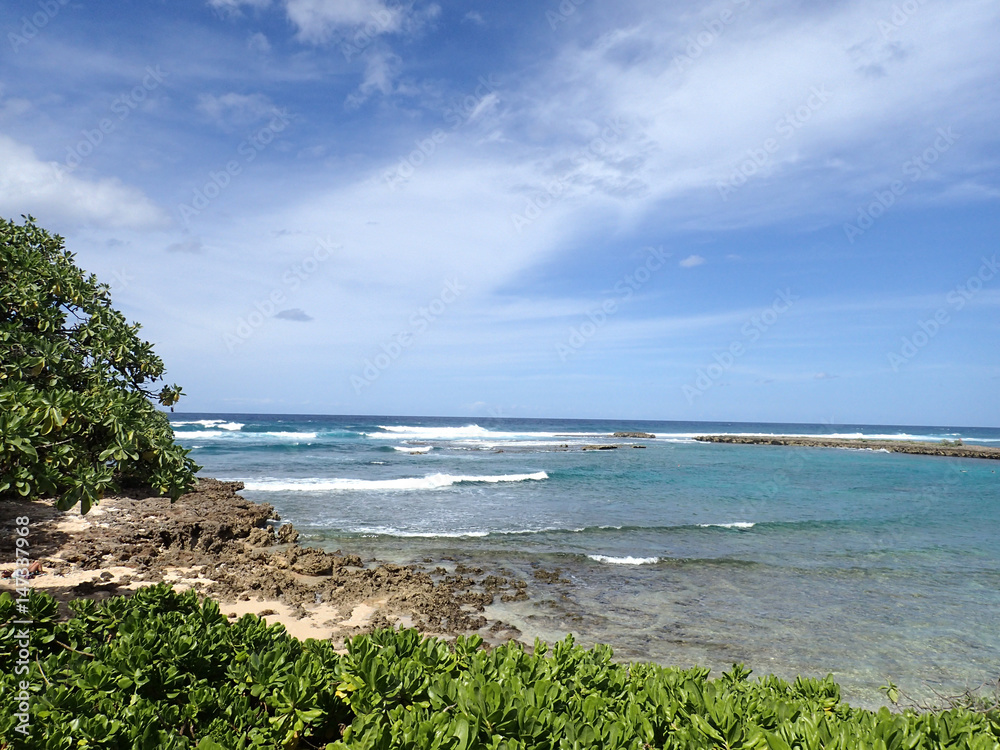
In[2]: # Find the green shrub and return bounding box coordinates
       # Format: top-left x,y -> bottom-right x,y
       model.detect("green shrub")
2,586 -> 999,749
0,216 -> 199,511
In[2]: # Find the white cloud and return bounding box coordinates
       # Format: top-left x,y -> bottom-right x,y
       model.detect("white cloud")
208,0 -> 437,43
247,32 -> 272,53
0,134 -> 168,229
345,50 -> 401,108
208,0 -> 272,11
284,0 -> 405,43
508,0 -> 1000,228
466,92 -> 500,124
679,254 -> 705,268
463,11 -> 485,26
197,92 -> 278,127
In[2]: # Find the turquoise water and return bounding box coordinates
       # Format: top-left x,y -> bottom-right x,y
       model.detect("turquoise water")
170,415 -> 1000,707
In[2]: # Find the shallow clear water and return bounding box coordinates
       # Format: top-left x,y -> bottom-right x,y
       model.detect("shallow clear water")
170,414 -> 1000,708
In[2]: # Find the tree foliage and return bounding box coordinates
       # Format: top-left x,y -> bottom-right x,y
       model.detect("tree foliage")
0,216 -> 199,512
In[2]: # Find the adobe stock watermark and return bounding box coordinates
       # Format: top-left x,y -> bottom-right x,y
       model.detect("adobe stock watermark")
178,108 -> 292,225
8,515 -> 34,738
52,66 -> 167,182
844,127 -> 958,244
8,0 -> 70,52
557,246 -> 670,361
878,0 -> 929,39
382,75 -> 499,191
717,85 -> 832,201
224,237 -> 336,352
109,267 -> 134,292
546,0 -> 587,30
510,116 -> 627,233
340,4 -> 397,61
672,0 -> 753,72
682,288 -> 798,402
351,278 -> 465,394
887,255 -> 997,371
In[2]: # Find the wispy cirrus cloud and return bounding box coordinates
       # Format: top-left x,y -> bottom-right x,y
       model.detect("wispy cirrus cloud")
208,0 -> 439,44
197,92 -> 280,128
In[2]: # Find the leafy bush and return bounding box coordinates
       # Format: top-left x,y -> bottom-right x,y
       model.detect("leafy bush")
0,585 -> 350,749
2,586 -> 999,749
0,216 -> 199,511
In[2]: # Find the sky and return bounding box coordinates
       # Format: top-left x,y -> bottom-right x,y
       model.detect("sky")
1,0 -> 998,425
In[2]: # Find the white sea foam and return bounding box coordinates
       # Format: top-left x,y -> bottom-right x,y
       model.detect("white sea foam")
174,430 -> 229,439
324,525 -> 587,537
241,471 -> 548,492
697,522 -> 755,529
172,428 -> 313,440
351,528 -> 491,538
393,445 -> 432,454
587,555 -> 660,565
172,419 -> 244,431
369,424 -> 598,442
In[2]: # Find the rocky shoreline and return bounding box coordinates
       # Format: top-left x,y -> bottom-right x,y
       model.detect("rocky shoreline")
0,478 -> 529,646
694,435 -> 1000,460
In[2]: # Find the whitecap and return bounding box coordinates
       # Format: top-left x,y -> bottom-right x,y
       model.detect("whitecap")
173,430 -> 229,439
587,555 -> 660,565
172,429 -> 314,441
240,471 -> 548,492
367,424 -> 597,442
697,522 -> 755,529
393,445 -> 432,454
351,528 -> 491,538
172,419 -> 244,431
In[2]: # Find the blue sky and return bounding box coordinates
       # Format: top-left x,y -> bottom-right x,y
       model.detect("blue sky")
2,0 -> 998,425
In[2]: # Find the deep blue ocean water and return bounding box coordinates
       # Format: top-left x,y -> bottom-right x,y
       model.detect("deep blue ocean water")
169,414 -> 1000,707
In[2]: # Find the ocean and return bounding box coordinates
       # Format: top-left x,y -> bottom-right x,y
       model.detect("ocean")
169,414 -> 1000,708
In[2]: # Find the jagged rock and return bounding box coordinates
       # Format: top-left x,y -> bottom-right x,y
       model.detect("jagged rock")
292,549 -> 334,576
246,527 -> 275,547
0,477 -> 545,643
533,568 -> 569,584
276,523 -> 299,544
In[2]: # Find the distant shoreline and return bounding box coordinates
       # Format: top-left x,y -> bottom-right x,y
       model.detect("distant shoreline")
693,435 -> 1000,460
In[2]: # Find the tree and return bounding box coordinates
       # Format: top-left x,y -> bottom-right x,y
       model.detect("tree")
1,216 -> 199,513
